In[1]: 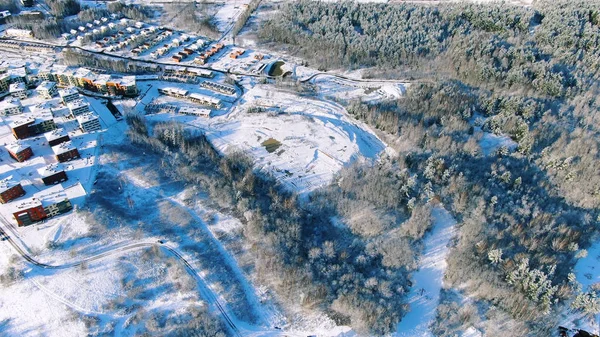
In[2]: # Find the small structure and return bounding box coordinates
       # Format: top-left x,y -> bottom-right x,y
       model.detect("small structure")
9,82 -> 27,99
58,87 -> 80,104
52,141 -> 80,162
44,128 -> 70,147
0,178 -> 25,204
179,106 -> 211,118
0,98 -> 23,116
6,142 -> 33,162
39,164 -> 67,186
76,112 -> 102,133
36,81 -> 58,99
67,99 -> 91,117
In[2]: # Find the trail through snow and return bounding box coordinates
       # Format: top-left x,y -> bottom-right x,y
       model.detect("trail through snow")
395,206 -> 457,336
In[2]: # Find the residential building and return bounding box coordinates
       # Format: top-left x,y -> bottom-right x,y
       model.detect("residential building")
76,112 -> 102,133
12,188 -> 73,226
10,117 -> 35,139
189,93 -> 221,108
44,128 -> 70,147
11,116 -> 56,139
39,164 -> 67,185
67,99 -> 90,117
0,179 -> 25,204
179,106 -> 211,118
0,73 -> 10,92
58,87 -> 79,104
6,28 -> 33,37
9,82 -> 27,99
6,142 -> 33,162
0,98 -> 23,115
36,81 -> 57,99
201,81 -> 236,95
158,87 -> 188,98
12,199 -> 45,226
52,141 -> 80,162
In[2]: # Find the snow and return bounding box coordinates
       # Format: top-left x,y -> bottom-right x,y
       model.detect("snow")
478,130 -> 518,155
395,206 -> 457,336
575,240 -> 600,290
145,85 -> 388,196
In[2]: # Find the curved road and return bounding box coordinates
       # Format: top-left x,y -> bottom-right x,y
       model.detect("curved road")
0,226 -> 242,337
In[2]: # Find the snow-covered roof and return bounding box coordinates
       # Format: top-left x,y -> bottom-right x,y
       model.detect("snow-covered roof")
6,142 -> 30,154
7,67 -> 26,78
9,116 -> 35,128
179,106 -> 211,117
51,141 -> 76,155
67,99 -> 89,110
0,176 -> 20,194
44,128 -> 68,142
9,82 -> 26,92
9,197 -> 41,213
38,163 -> 64,178
160,87 -> 188,96
189,93 -> 220,105
74,67 -> 93,79
76,112 -> 99,124
94,74 -> 111,85
58,87 -> 79,98
0,98 -> 22,110
36,81 -> 56,91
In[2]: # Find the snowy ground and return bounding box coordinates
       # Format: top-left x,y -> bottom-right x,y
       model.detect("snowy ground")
574,238 -> 600,329
395,206 -> 457,336
145,85 -> 388,196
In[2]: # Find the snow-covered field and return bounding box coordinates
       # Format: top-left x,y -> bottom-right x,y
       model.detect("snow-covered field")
145,85 -> 389,196
395,206 -> 457,336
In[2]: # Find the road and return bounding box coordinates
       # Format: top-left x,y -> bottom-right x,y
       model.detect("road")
0,224 -> 242,337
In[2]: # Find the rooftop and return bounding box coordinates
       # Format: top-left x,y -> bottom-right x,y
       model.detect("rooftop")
52,141 -> 76,155
38,163 -> 65,178
58,87 -> 79,97
180,106 -> 211,117
0,176 -> 20,194
9,116 -> 35,128
160,87 -> 188,96
67,99 -> 89,110
0,98 -> 22,110
6,142 -> 30,154
76,112 -> 100,124
189,93 -> 220,105
36,81 -> 56,91
9,82 -> 26,92
44,128 -> 68,142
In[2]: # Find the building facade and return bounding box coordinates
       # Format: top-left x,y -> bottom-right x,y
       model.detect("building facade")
52,141 -> 80,162
0,181 -> 25,204
76,112 -> 102,132
36,81 -> 58,99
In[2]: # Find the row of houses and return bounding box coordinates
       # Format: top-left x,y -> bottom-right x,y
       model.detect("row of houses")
0,64 -> 138,97
0,39 -> 56,54
200,81 -> 236,96
63,16 -> 129,41
37,66 -> 138,97
194,43 -> 225,65
158,87 -> 221,108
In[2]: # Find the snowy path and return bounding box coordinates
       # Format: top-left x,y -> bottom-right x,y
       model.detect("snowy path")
395,206 -> 457,336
